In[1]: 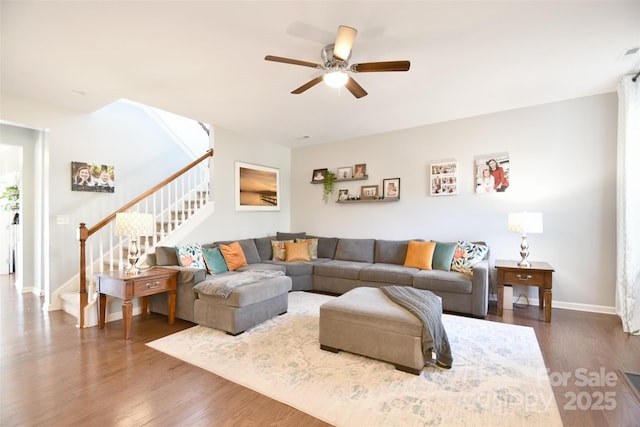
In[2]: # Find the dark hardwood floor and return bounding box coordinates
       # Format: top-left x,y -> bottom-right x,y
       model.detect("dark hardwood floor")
2,274 -> 639,426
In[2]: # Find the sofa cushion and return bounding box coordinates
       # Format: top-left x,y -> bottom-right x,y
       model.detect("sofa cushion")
413,269 -> 473,294
359,263 -> 419,286
309,236 -> 338,259
403,241 -> 436,270
432,242 -> 457,271
155,246 -> 178,266
285,241 -> 311,262
236,262 -> 286,273
334,238 -> 375,263
313,259 -> 371,280
277,231 -> 306,241
211,239 -> 261,264
451,241 -> 488,275
201,247 -> 228,274
219,242 -> 248,271
175,243 -> 207,269
374,239 -> 416,265
254,236 -> 276,261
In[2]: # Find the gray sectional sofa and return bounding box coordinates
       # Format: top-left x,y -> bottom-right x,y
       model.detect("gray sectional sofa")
147,232 -> 490,322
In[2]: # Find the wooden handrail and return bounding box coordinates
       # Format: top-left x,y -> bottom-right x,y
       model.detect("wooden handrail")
77,148 -> 213,328
87,148 -> 213,237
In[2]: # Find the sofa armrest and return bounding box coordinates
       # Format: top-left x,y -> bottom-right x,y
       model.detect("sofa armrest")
154,265 -> 207,286
470,259 -> 489,317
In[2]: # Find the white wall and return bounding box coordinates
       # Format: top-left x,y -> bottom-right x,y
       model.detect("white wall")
178,125 -> 291,243
291,93 -> 618,312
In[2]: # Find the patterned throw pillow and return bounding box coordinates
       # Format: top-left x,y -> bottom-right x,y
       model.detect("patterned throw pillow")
295,238 -> 318,259
201,247 -> 228,275
175,243 -> 207,269
271,240 -> 292,261
450,241 -> 488,275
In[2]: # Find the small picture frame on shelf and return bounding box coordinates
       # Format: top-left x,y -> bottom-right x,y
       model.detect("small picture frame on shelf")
337,166 -> 353,180
383,178 -> 400,200
338,189 -> 349,201
353,163 -> 366,178
312,168 -> 328,183
360,185 -> 379,200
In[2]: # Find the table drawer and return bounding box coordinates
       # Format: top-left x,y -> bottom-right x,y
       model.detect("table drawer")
133,276 -> 171,296
503,270 -> 545,286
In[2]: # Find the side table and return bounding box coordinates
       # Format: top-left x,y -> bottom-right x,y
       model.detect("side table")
495,260 -> 555,322
96,268 -> 178,340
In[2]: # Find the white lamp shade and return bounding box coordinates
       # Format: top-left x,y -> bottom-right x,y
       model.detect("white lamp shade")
114,212 -> 154,237
323,70 -> 349,88
507,212 -> 543,234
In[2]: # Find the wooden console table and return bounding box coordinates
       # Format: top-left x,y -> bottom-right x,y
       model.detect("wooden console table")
96,268 -> 178,340
495,260 -> 554,322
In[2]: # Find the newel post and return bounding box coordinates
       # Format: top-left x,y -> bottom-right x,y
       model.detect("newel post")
78,223 -> 89,328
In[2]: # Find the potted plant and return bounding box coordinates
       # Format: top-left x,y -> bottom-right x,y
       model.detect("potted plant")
322,171 -> 336,203
0,185 -> 19,211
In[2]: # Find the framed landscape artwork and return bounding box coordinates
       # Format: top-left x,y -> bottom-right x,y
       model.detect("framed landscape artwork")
429,161 -> 458,196
235,161 -> 280,211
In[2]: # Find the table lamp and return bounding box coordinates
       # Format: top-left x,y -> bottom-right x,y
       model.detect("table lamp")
507,212 -> 543,267
114,212 -> 154,275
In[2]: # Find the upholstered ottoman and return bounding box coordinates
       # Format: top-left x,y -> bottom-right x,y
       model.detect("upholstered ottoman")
319,287 -> 426,374
193,273 -> 292,335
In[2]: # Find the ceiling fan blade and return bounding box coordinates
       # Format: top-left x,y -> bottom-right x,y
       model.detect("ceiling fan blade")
345,77 -> 368,99
265,55 -> 321,69
350,60 -> 411,73
291,76 -> 323,94
333,25 -> 357,61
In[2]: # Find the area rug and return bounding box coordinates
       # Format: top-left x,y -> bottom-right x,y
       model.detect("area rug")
147,292 -> 562,426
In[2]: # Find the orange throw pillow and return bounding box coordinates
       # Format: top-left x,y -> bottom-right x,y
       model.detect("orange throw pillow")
219,241 -> 248,271
285,241 -> 311,262
403,240 -> 436,270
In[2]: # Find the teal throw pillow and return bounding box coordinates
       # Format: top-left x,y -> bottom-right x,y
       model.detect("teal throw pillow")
432,242 -> 457,271
202,247 -> 229,274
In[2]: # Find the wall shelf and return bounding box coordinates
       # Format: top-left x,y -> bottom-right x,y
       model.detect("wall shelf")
310,175 -> 368,184
336,198 -> 398,204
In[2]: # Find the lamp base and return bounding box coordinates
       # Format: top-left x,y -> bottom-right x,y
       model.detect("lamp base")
518,234 -> 531,267
125,239 -> 140,275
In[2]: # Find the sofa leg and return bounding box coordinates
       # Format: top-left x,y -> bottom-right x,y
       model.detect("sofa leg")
278,311 -> 287,316
226,330 -> 245,336
320,344 -> 340,353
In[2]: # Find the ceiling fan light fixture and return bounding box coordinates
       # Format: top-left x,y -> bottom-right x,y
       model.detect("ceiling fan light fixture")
323,70 -> 349,88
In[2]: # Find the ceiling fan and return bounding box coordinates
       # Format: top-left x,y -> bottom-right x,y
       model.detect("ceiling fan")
265,25 -> 410,99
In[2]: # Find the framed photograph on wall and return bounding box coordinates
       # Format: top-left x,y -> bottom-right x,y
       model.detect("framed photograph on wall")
311,168 -> 328,183
71,161 -> 115,193
383,178 -> 400,200
235,161 -> 280,211
429,161 -> 458,196
360,185 -> 379,200
337,166 -> 353,180
474,152 -> 510,194
338,189 -> 349,201
353,163 -> 366,178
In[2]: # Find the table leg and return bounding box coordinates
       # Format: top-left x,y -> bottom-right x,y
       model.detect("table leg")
141,296 -> 149,315
167,290 -> 176,325
538,287 -> 544,310
98,293 -> 107,328
497,283 -> 504,316
122,300 -> 133,340
544,289 -> 552,322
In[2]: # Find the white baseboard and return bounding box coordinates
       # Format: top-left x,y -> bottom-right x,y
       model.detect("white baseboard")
490,294 -> 616,315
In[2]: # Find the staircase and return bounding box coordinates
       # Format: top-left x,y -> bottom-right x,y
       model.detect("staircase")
58,149 -> 214,327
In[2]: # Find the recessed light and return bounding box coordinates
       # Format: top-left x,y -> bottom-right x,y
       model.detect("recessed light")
296,135 -> 311,140
72,90 -> 86,96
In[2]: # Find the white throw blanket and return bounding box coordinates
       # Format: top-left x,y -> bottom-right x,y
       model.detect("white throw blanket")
194,270 -> 285,298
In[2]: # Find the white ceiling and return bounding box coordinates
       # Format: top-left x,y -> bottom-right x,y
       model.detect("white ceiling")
2,1 -> 639,148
